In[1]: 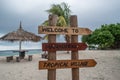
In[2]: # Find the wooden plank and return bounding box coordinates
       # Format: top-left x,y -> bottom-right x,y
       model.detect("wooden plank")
38,26 -> 92,35
70,15 -> 79,80
48,15 -> 57,80
39,59 -> 97,69
42,43 -> 87,51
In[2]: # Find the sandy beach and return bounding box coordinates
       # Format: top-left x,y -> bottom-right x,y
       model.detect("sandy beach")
0,50 -> 120,80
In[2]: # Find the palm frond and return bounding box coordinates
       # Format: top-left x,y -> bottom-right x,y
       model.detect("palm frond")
57,16 -> 67,27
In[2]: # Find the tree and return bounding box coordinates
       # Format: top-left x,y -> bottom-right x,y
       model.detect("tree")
57,16 -> 67,26
46,2 -> 71,25
101,23 -> 120,49
82,23 -> 120,49
42,2 -> 71,43
43,2 -> 71,53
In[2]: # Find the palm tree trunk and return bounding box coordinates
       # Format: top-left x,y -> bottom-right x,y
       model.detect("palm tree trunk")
65,35 -> 71,53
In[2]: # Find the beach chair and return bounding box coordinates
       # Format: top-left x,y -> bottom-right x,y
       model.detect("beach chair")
6,56 -> 13,62
41,53 -> 48,59
16,57 -> 20,62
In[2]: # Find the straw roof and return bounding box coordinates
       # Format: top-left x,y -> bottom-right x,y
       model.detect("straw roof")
0,22 -> 41,42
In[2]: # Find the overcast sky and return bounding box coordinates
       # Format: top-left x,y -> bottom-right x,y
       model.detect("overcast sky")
0,0 -> 120,50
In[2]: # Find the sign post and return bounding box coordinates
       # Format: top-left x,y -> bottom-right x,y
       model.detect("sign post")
39,59 -> 97,69
38,15 -> 97,80
38,26 -> 92,35
70,15 -> 79,80
42,43 -> 87,51
48,15 -> 57,80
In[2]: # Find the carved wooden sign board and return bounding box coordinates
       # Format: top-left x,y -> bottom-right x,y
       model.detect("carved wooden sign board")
38,15 -> 96,80
38,26 -> 92,35
42,43 -> 87,51
39,59 -> 97,69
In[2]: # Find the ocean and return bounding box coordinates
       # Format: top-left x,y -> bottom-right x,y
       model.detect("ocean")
0,49 -> 42,56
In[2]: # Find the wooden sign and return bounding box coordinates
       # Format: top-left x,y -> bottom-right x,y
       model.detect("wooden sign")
39,59 -> 97,69
38,26 -> 92,35
42,43 -> 87,51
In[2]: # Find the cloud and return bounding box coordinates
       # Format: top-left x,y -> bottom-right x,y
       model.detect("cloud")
1,0 -> 43,14
68,0 -> 120,29
1,0 -> 69,15
0,0 -> 120,50
0,0 -> 120,31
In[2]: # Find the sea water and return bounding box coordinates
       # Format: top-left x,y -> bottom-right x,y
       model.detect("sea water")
0,49 -> 42,56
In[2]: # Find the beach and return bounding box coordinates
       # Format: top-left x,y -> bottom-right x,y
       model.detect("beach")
0,50 -> 120,80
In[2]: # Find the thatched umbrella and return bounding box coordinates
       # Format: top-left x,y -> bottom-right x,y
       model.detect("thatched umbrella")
0,22 -> 42,58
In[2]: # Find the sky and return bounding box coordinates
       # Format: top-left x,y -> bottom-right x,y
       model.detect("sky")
0,0 -> 120,50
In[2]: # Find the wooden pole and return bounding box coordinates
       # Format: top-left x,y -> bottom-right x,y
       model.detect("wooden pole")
19,40 -> 22,51
48,14 -> 57,80
70,15 -> 79,80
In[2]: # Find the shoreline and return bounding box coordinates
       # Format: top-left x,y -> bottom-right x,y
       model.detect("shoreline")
0,49 -> 42,56
0,49 -> 119,56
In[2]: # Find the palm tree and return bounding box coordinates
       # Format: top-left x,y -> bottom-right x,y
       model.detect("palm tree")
42,2 -> 71,53
46,2 -> 71,53
46,2 -> 71,25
